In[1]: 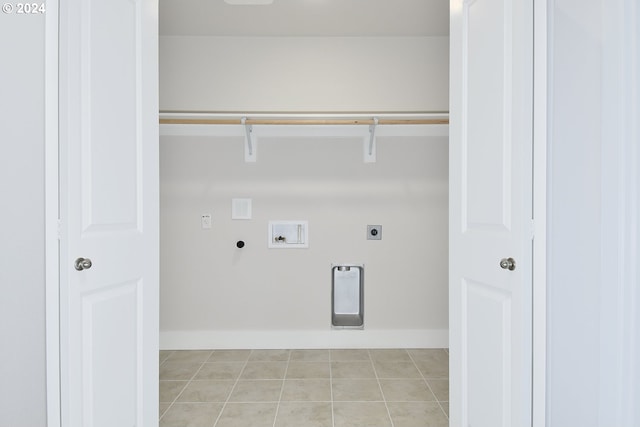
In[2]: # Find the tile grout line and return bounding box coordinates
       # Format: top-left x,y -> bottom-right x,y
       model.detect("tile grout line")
430,349 -> 450,420
158,350 -> 175,420
369,349 -> 396,427
408,349 -> 449,420
159,351 -> 202,421
329,350 -> 335,427
158,381 -> 185,422
159,348 -> 449,425
211,350 -> 253,427
159,350 -> 214,423
271,350 -> 292,427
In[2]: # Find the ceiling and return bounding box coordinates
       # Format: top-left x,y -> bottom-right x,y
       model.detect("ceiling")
159,0 -> 449,37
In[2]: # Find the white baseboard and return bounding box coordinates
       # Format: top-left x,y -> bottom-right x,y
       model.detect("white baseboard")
160,329 -> 448,350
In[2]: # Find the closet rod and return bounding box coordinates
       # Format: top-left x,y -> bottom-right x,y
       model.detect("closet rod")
159,114 -> 449,126
159,118 -> 448,125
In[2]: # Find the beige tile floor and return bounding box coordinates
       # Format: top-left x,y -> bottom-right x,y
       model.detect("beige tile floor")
160,348 -> 449,427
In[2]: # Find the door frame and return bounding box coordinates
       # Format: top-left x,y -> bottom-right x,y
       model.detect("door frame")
45,0 -> 61,426
43,2 -> 548,427
532,0 -> 548,425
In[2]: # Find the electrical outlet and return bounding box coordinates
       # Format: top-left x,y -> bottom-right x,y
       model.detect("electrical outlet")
367,225 -> 382,240
201,214 -> 212,229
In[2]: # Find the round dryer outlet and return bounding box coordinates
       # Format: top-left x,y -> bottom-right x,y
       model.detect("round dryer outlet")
367,225 -> 382,240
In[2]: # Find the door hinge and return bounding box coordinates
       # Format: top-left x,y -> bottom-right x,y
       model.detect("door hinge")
529,219 -> 535,240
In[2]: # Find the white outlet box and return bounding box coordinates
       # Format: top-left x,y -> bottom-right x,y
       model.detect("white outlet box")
201,214 -> 212,229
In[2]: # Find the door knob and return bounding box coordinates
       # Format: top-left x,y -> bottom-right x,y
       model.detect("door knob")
499,257 -> 516,271
74,257 -> 93,271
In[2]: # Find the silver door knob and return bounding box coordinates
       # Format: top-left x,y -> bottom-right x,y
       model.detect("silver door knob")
499,257 -> 516,271
74,257 -> 93,271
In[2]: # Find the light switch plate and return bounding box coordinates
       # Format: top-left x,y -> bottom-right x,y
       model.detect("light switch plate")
201,214 -> 212,229
367,225 -> 382,240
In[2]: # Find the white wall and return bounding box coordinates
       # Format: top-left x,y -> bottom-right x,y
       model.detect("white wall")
160,36 -> 449,112
0,11 -> 47,427
158,33 -> 450,349
547,0 -> 640,425
159,127 -> 449,349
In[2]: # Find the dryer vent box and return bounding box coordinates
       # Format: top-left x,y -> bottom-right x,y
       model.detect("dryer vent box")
332,264 -> 364,329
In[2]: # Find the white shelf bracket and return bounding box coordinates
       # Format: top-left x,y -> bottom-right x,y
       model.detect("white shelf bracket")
364,117 -> 378,163
242,117 -> 256,162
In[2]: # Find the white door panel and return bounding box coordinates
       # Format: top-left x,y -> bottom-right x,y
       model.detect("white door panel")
59,0 -> 158,426
450,0 -> 533,425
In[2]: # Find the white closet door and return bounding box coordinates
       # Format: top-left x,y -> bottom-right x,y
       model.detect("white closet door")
449,0 -> 534,425
58,0 -> 159,426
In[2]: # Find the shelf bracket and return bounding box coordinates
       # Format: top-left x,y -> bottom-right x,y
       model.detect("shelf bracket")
364,117 -> 378,163
242,117 -> 256,162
